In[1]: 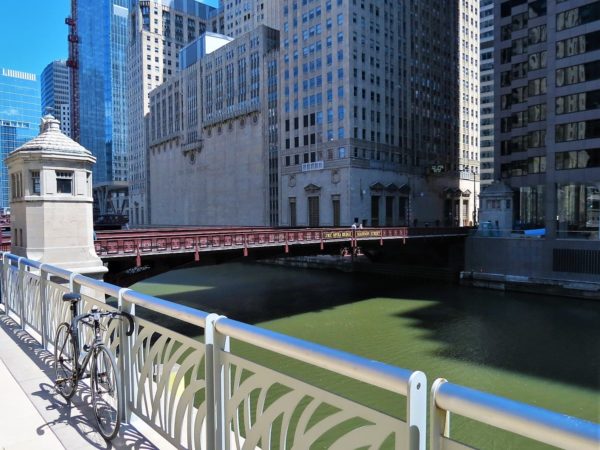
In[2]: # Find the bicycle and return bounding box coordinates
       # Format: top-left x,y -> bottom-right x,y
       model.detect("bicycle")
54,292 -> 134,441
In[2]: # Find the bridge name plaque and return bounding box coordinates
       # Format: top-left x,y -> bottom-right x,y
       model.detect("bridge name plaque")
322,229 -> 384,239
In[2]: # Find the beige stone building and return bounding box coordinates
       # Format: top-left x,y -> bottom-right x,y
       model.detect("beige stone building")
127,0 -> 221,226
279,0 -> 479,227
148,26 -> 280,226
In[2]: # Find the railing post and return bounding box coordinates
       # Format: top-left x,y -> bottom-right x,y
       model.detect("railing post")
205,314 -> 230,450
69,273 -> 83,348
17,257 -> 25,329
0,253 -> 4,313
39,264 -> 50,349
118,288 -> 134,423
430,378 -> 450,450
2,254 -> 10,315
407,370 -> 427,450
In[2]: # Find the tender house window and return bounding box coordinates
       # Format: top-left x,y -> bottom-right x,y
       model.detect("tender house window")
56,171 -> 73,194
31,171 -> 40,195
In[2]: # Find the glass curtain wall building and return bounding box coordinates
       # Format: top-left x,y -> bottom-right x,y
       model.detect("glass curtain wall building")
0,68 -> 40,210
495,0 -> 600,239
40,61 -> 71,137
78,0 -> 129,187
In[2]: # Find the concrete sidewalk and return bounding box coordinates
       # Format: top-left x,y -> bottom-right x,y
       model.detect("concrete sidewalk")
0,313 -> 158,450
0,358 -> 64,449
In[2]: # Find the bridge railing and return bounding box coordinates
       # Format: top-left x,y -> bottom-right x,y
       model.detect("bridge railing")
0,253 -> 427,450
94,226 -> 471,261
430,379 -> 599,450
0,253 -> 597,449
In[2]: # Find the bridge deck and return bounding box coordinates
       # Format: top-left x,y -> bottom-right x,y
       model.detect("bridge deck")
95,226 -> 469,261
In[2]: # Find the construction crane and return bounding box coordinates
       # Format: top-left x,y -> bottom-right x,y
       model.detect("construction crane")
66,0 -> 80,142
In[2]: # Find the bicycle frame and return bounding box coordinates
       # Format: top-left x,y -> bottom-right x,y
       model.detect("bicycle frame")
69,313 -> 106,382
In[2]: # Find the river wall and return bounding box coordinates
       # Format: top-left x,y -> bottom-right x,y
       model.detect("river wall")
261,255 -> 458,281
463,236 -> 600,300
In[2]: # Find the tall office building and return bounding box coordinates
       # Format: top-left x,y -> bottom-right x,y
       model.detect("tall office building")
127,0 -> 217,225
495,1 -> 600,237
77,0 -> 129,216
0,69 -> 40,210
222,0 -> 278,38
279,0 -> 479,227
457,0 -> 481,224
480,0 -> 495,187
40,61 -> 71,138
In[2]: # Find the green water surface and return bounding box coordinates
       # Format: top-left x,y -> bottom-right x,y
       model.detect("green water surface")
131,262 -> 600,449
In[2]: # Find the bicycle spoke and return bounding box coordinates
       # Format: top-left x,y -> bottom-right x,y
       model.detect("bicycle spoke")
91,346 -> 121,440
54,323 -> 77,399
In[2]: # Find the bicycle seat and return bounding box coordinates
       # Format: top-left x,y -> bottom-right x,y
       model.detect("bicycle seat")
62,293 -> 81,303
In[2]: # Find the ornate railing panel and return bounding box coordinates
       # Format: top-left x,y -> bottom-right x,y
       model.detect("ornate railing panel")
4,264 -> 20,320
46,280 -> 72,344
22,270 -> 42,336
129,316 -> 207,449
223,353 -> 405,450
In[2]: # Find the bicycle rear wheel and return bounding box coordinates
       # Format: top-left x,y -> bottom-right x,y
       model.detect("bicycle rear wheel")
91,345 -> 121,440
54,322 -> 77,399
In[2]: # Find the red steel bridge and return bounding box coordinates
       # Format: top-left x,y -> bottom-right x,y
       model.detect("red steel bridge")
93,226 -> 470,266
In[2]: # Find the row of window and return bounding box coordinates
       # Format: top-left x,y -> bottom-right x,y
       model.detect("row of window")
500,156 -> 546,178
556,148 -> 600,170
556,119 -> 600,143
10,170 -> 74,199
500,89 -> 600,124
288,193 -> 410,228
284,146 -> 411,167
500,130 -> 546,154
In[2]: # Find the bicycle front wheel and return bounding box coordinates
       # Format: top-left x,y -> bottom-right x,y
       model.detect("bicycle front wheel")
91,345 -> 121,440
54,322 -> 77,399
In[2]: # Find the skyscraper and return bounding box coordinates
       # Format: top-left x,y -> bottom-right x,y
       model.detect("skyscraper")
0,68 -> 40,210
495,0 -> 600,240
480,0 -> 494,187
77,0 -> 129,216
127,0 -> 217,226
278,0 -> 479,227
40,61 -> 71,138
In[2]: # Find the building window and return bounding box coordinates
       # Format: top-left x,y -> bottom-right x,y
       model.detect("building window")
332,196 -> 340,227
56,171 -> 73,194
556,148 -> 600,170
289,197 -> 297,227
31,171 -> 40,195
308,196 -> 320,227
557,183 -> 600,236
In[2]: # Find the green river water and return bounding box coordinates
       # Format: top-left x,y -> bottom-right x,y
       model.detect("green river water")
131,262 -> 600,449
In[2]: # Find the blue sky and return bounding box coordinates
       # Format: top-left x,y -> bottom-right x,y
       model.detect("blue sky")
0,0 -> 219,78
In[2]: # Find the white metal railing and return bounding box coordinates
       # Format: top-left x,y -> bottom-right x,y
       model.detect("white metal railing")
430,379 -> 600,450
0,252 -> 598,449
0,253 -> 426,450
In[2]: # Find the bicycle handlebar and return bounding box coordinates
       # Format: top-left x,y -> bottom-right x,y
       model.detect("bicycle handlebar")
73,310 -> 135,337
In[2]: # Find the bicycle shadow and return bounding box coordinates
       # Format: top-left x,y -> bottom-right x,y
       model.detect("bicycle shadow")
0,314 -> 158,449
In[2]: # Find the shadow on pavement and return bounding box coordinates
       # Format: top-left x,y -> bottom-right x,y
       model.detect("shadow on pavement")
0,314 -> 158,449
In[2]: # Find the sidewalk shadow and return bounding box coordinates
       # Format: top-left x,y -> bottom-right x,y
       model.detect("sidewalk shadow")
0,314 -> 158,449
